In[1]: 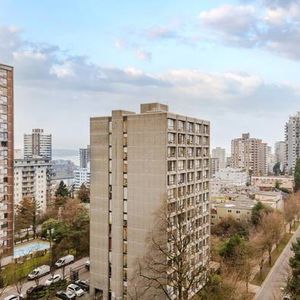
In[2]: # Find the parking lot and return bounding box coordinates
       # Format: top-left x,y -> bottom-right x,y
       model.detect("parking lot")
1,257 -> 90,299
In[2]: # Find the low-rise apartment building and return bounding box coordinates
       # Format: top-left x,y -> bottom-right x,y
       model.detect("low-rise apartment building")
254,191 -> 284,210
251,176 -> 294,192
211,198 -> 254,225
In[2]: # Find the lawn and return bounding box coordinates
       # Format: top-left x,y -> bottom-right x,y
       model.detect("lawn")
2,253 -> 50,286
251,232 -> 293,286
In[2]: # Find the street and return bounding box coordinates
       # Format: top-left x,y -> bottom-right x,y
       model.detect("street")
1,257 -> 89,298
254,226 -> 300,300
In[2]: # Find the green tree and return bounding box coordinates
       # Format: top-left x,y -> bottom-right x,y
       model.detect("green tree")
77,183 -> 90,203
294,159 -> 300,192
42,200 -> 90,260
286,238 -> 300,297
219,234 -> 244,261
55,181 -> 69,198
251,201 -> 272,226
211,216 -> 249,238
15,197 -> 38,238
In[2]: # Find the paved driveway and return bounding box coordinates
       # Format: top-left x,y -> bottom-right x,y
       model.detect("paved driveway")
254,226 -> 300,300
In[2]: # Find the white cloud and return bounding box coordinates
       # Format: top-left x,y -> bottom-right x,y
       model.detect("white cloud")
199,1 -> 300,60
134,49 -> 152,61
50,62 -> 75,78
199,5 -> 257,35
0,25 -> 298,150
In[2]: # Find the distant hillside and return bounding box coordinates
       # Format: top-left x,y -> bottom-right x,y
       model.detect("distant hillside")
52,149 -> 79,165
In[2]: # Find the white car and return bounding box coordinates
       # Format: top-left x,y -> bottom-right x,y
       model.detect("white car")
45,273 -> 62,286
27,264 -> 50,280
67,283 -> 85,297
55,255 -> 74,268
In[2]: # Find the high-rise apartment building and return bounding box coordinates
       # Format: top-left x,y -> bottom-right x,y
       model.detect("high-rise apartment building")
211,147 -> 226,169
74,167 -> 90,190
0,64 -> 14,260
79,146 -> 90,168
14,158 -> 52,214
275,141 -> 286,166
285,112 -> 300,173
210,157 -> 220,177
231,133 -> 267,176
24,128 -> 52,160
90,103 -> 210,299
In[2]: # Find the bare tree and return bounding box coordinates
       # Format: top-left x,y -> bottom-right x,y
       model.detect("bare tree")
284,195 -> 298,233
259,211 -> 285,266
251,230 -> 268,279
129,203 -> 207,300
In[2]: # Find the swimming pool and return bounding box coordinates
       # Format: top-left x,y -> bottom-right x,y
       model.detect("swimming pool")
14,240 -> 50,258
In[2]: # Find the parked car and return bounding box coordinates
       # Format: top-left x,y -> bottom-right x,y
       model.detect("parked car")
85,260 -> 90,271
27,265 -> 51,280
75,279 -> 89,292
26,285 -> 47,296
4,295 -> 23,300
67,283 -> 85,297
55,255 -> 75,268
56,291 -> 76,300
45,273 -> 62,286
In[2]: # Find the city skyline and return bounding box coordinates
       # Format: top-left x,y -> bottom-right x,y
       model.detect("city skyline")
1,1 -> 300,151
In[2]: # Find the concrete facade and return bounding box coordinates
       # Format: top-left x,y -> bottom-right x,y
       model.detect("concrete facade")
285,112 -> 300,173
0,64 -> 14,259
211,199 -> 254,225
79,146 -> 90,168
231,133 -> 268,176
74,167 -> 90,190
14,158 -> 51,214
90,103 -> 210,300
24,128 -> 52,160
211,147 -> 226,169
210,168 -> 249,198
275,141 -> 286,167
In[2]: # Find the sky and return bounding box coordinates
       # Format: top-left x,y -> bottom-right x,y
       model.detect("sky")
1,0 -> 300,154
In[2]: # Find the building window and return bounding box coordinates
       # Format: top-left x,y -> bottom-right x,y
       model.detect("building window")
178,120 -> 185,131
168,119 -> 175,130
168,161 -> 176,172
187,122 -> 194,132
178,160 -> 185,171
168,147 -> 176,158
178,147 -> 185,158
168,133 -> 176,144
178,133 -> 185,144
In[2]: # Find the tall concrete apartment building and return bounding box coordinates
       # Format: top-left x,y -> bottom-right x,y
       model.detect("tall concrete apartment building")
0,64 -> 14,260
211,147 -> 226,169
231,133 -> 267,176
275,141 -> 286,166
90,103 -> 210,299
24,128 -> 52,160
285,112 -> 300,173
14,158 -> 52,214
79,146 -> 90,168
